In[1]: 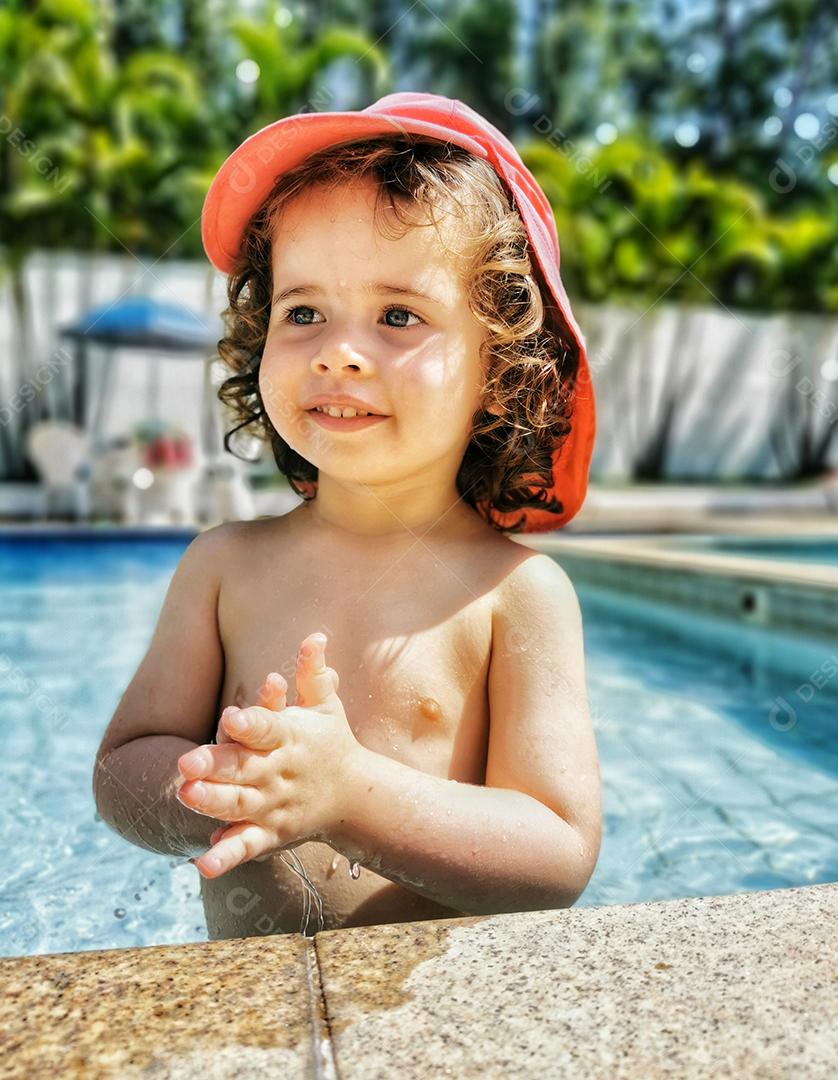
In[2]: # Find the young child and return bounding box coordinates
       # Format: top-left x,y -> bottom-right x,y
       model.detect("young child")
93,92 -> 601,939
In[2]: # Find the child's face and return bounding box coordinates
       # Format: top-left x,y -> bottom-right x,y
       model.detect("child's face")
259,178 -> 488,507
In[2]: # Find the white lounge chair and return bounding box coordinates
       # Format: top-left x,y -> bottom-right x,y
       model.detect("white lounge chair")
196,456 -> 256,524
25,420 -> 91,521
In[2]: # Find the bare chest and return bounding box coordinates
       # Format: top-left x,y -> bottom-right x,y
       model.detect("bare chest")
217,549 -> 495,783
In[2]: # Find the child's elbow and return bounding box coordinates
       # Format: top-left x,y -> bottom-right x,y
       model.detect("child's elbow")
557,817 -> 601,908
517,825 -> 600,913
92,749 -> 118,826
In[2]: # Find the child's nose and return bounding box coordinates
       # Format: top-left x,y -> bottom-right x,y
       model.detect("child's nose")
311,334 -> 371,371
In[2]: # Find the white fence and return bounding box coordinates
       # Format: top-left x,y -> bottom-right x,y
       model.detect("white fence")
576,299 -> 838,480
0,250 -> 236,479
1,250 -> 837,483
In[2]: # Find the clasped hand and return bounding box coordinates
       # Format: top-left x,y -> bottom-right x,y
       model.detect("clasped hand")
175,632 -> 359,879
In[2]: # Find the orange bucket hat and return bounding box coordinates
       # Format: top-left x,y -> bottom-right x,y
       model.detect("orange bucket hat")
201,91 -> 595,533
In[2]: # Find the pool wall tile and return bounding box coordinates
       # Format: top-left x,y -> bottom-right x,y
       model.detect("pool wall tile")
513,537 -> 838,681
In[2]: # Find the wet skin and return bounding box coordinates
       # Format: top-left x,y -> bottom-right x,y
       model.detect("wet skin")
171,507 -> 524,938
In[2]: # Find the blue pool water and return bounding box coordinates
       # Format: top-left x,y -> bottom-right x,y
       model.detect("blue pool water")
1,532 -> 836,957
669,533 -> 838,565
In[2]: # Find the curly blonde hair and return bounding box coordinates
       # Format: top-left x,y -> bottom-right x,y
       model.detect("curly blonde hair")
216,135 -> 580,533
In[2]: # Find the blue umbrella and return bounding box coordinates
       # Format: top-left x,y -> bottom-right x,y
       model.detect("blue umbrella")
59,296 -> 224,452
61,296 -> 218,352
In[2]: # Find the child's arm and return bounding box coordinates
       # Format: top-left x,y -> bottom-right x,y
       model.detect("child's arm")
327,555 -> 602,915
92,526 -> 234,858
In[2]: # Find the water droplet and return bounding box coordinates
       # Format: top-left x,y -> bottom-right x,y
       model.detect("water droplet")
393,744 -> 399,751
349,860 -> 361,879
501,835 -> 508,843
114,908 -> 126,919
446,808 -> 452,816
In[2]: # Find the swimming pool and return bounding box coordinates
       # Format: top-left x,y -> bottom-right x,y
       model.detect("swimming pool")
1,531 -> 836,957
664,533 -> 838,565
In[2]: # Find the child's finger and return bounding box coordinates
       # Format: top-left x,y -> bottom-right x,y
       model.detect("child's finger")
257,671 -> 287,712
223,704 -> 288,750
295,633 -> 338,707
191,822 -> 275,878
214,705 -> 243,744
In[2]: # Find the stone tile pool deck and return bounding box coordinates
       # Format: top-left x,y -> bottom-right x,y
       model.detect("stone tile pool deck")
2,882 -> 835,1078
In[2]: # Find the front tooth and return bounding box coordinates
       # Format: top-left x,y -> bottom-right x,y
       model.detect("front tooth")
321,406 -> 367,417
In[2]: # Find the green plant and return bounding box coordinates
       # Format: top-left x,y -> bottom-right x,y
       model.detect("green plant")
522,134 -> 838,314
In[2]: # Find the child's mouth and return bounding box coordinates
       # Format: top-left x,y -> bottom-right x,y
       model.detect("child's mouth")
307,410 -> 389,431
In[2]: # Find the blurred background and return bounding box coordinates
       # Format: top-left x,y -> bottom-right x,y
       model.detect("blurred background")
1,0 -> 836,527
1,1 -> 838,959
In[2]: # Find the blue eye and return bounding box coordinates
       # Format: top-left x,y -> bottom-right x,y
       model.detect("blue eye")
279,304 -> 424,328
381,305 -> 423,328
285,306 -> 321,325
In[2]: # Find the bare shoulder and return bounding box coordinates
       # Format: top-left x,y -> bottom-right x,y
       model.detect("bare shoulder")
486,539 -> 587,697
187,519 -> 243,555
195,514 -> 295,577
476,532 -> 581,628
194,515 -> 283,548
